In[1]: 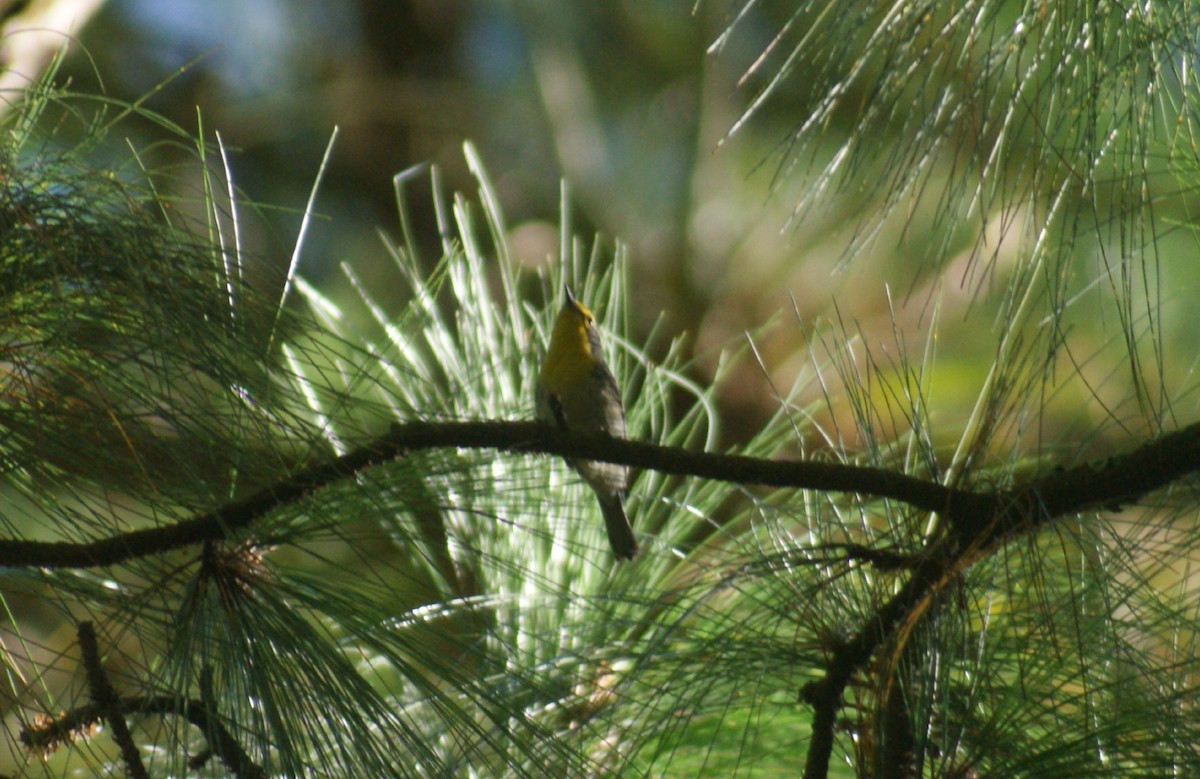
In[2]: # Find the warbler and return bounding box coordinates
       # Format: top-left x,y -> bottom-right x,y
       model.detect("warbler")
537,286 -> 637,560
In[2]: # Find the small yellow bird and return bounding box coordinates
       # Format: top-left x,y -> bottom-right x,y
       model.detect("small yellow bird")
537,286 -> 637,560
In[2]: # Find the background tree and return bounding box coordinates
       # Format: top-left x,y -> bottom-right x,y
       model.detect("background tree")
0,1 -> 1199,777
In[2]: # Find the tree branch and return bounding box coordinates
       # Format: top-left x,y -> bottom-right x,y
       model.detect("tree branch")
77,621 -> 148,779
21,693 -> 266,779
796,421 -> 1200,779
0,419 -> 1196,570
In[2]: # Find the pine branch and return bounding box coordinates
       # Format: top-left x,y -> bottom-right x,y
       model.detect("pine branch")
21,695 -> 266,779
0,419 -> 1195,572
77,621 -> 149,779
26,636 -> 264,778
795,420 -> 1200,779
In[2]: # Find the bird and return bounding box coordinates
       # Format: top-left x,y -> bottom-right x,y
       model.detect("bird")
537,285 -> 637,560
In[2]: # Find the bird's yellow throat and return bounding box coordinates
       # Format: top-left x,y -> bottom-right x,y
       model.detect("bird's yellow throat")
540,302 -> 597,391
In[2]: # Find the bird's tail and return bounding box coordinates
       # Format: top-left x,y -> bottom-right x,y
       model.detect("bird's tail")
597,493 -> 637,561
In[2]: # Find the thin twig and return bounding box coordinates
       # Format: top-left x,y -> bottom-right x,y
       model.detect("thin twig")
22,694 -> 266,779
77,621 -> 149,779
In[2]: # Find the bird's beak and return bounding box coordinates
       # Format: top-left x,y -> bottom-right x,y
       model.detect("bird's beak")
563,284 -> 576,305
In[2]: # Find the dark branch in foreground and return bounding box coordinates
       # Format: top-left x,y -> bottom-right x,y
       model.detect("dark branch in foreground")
22,693 -> 266,779
795,420 -> 1200,779
77,622 -> 149,779
0,419 -> 1197,571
